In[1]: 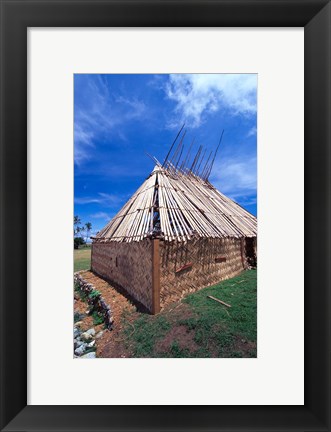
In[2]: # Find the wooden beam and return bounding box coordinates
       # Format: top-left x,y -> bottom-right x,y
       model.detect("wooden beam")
152,238 -> 161,314
175,262 -> 193,273
215,256 -> 226,263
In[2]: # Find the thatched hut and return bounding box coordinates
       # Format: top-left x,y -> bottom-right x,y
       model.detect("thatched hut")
91,133 -> 257,313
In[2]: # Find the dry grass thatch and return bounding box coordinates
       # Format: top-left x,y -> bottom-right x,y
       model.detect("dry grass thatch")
93,165 -> 257,243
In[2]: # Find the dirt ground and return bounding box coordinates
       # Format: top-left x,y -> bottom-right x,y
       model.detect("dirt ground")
75,270 -> 257,358
155,325 -> 199,354
76,272 -> 202,358
74,296 -> 94,331
79,270 -> 139,358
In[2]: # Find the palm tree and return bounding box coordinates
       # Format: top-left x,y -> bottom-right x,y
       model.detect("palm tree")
80,226 -> 86,241
74,215 -> 81,235
85,222 -> 92,243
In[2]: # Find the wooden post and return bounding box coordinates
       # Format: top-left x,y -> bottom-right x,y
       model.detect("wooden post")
152,238 -> 160,314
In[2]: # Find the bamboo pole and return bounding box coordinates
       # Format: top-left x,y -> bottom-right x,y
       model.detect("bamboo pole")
93,162 -> 257,243
162,123 -> 185,168
180,137 -> 195,172
207,295 -> 231,308
206,129 -> 224,179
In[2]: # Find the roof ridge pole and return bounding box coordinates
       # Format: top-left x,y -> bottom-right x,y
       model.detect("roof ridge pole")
169,140 -> 181,168
170,130 -> 186,165
162,123 -> 185,168
145,152 -> 161,167
180,136 -> 196,174
175,144 -> 185,173
191,145 -> 203,175
189,144 -> 202,175
201,150 -> 213,180
169,130 -> 186,174
206,129 -> 224,180
196,148 -> 207,178
189,144 -> 200,173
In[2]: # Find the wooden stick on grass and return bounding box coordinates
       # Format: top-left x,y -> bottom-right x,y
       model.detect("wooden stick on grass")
207,295 -> 231,308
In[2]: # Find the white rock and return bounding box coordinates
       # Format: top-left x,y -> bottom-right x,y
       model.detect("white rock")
96,331 -> 104,339
80,332 -> 93,342
74,344 -> 87,356
87,340 -> 95,348
86,328 -> 96,336
80,352 -> 96,359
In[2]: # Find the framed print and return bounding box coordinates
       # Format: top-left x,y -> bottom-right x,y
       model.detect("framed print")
0,0 -> 330,431
29,28 -> 303,406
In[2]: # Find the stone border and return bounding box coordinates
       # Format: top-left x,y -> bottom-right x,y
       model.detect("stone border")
74,272 -> 114,330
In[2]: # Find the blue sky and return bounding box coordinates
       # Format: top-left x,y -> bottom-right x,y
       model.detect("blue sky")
74,74 -> 257,237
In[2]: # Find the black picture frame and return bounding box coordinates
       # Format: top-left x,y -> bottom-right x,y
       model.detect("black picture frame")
1,1 -> 330,431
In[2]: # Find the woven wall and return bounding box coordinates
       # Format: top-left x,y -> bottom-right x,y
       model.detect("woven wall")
159,237 -> 246,309
91,239 -> 153,311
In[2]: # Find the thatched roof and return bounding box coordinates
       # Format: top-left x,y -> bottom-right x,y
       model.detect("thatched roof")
93,165 -> 257,243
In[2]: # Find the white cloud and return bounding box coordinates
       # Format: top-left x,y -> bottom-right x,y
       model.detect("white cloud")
115,96 -> 146,119
247,126 -> 257,137
166,74 -> 257,128
74,197 -> 100,205
97,192 -> 125,206
210,155 -> 257,203
90,212 -> 113,221
74,123 -> 95,165
75,192 -> 125,207
74,76 -> 147,165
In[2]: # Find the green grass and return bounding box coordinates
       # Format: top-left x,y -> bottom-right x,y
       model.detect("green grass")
124,314 -> 172,357
92,311 -> 104,325
74,246 -> 91,272
123,270 -> 257,358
